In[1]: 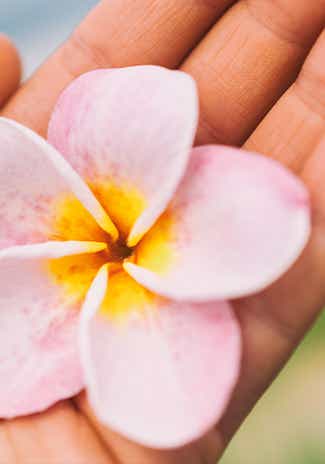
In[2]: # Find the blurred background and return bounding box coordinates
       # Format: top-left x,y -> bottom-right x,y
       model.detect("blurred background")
1,1 -> 325,462
0,0 -> 97,75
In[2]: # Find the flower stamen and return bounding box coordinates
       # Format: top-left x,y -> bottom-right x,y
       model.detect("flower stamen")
105,239 -> 133,263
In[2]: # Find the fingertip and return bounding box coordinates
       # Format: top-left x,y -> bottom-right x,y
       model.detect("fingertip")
0,34 -> 21,105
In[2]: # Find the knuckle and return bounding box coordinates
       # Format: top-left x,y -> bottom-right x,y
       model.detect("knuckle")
295,57 -> 325,118
59,29 -> 111,78
246,0 -> 324,48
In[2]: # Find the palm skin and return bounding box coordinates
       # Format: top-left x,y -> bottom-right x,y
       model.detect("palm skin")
0,1 -> 324,462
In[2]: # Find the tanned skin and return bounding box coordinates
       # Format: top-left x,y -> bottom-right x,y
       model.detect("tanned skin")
0,2 -> 325,461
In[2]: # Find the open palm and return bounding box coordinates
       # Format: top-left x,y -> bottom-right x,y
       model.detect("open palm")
1,1 -> 324,462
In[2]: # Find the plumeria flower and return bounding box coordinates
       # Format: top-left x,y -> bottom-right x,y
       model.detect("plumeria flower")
0,66 -> 310,448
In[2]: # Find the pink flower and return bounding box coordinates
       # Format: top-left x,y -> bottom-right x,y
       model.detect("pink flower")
0,66 -> 310,448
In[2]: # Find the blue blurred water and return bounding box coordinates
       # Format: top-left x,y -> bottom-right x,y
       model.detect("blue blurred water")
0,0 -> 97,75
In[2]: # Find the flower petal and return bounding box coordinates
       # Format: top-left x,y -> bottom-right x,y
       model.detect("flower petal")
0,240 -> 104,418
79,267 -> 241,448
0,117 -> 118,250
47,66 -> 198,245
125,146 -> 310,301
0,240 -> 107,259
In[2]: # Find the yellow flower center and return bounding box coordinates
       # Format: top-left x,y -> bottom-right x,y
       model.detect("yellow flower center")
46,180 -> 175,320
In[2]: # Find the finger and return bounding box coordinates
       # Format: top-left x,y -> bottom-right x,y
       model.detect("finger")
0,34 -> 21,106
245,28 -> 325,172
219,29 -> 325,443
0,402 -> 112,463
3,0 -> 235,135
75,393 -> 222,464
181,0 -> 325,145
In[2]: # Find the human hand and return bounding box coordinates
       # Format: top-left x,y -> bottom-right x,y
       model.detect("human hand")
1,1 -> 325,462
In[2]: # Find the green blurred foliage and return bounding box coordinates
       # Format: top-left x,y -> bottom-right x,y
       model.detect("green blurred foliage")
289,444 -> 325,464
303,310 -> 325,349
221,310 -> 325,464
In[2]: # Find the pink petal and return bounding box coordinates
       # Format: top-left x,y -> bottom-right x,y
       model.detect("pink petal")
0,117 -> 117,249
79,266 -> 241,448
0,241 -> 102,417
48,66 -> 198,245
0,240 -> 107,259
126,146 -> 310,301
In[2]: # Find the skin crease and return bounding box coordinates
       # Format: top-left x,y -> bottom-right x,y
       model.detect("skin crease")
0,0 -> 324,461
